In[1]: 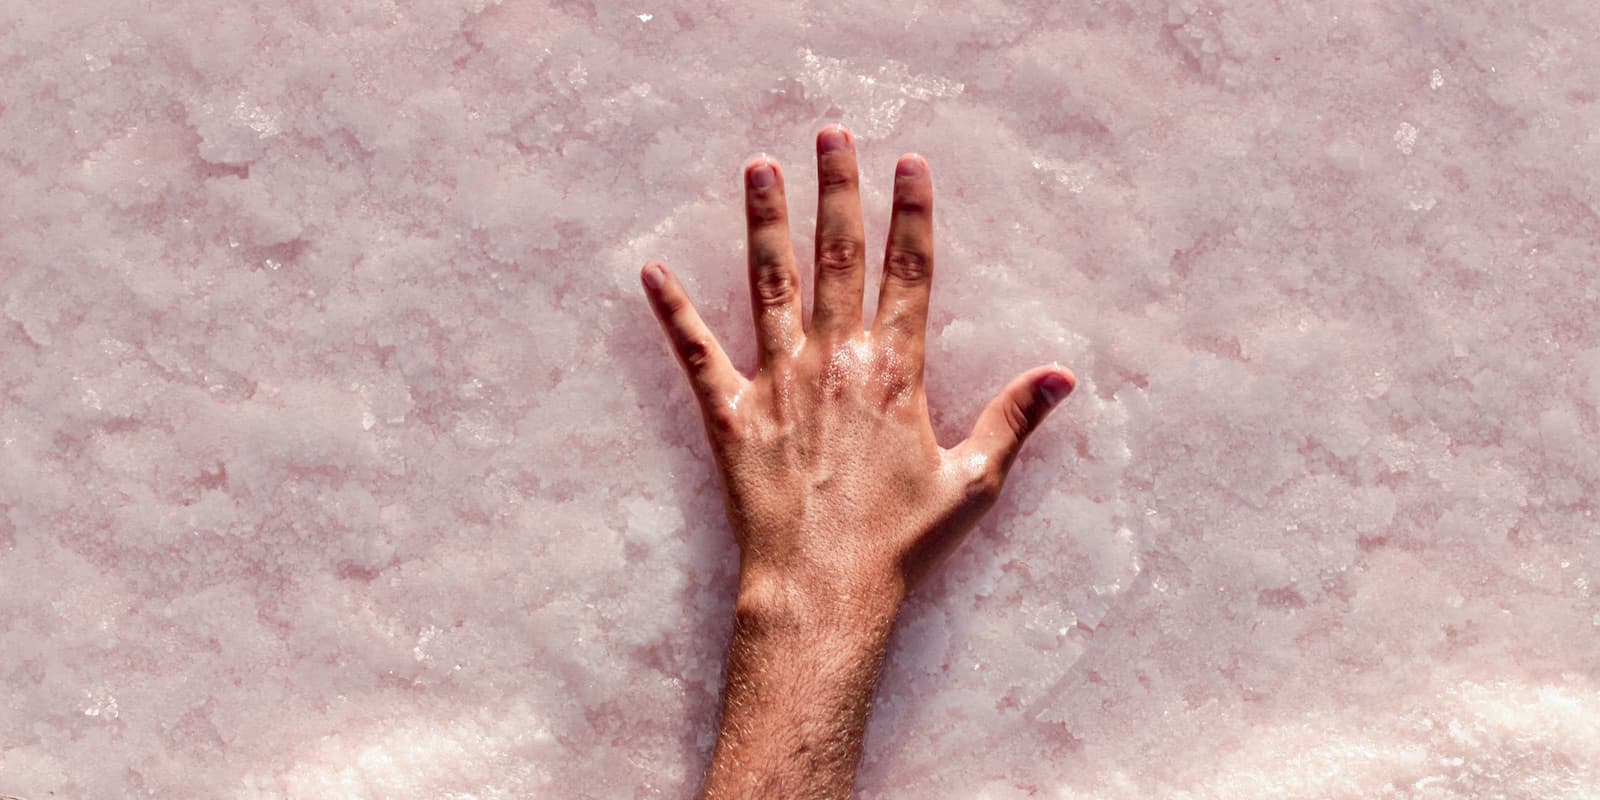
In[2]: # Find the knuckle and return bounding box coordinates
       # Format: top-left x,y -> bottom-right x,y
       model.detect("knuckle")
1002,398 -> 1033,439
819,168 -> 857,194
747,203 -> 785,228
892,195 -> 930,216
886,375 -> 916,403
872,367 -> 918,410
752,267 -> 795,305
656,292 -> 687,316
964,466 -> 1006,505
885,249 -> 931,284
677,334 -> 714,371
704,403 -> 740,438
816,237 -> 862,273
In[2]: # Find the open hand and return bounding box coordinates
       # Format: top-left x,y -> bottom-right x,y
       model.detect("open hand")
641,124 -> 1075,623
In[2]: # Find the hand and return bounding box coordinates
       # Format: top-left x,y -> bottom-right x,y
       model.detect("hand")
646,125 -> 1077,799
641,125 -> 1075,624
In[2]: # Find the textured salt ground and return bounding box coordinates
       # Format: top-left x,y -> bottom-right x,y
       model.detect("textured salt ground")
2,1 -> 1599,798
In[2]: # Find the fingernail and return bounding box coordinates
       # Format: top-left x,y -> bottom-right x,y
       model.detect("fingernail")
819,126 -> 847,153
896,154 -> 924,178
1039,372 -> 1074,405
749,160 -> 776,189
642,262 -> 666,290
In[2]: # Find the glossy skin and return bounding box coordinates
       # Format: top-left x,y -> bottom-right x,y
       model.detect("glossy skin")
640,124 -> 1075,798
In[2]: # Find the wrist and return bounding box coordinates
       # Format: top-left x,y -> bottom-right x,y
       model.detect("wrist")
734,566 -> 905,642
704,565 -> 902,800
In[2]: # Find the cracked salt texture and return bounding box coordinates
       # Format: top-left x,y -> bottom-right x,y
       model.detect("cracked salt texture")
3,1 -> 1599,798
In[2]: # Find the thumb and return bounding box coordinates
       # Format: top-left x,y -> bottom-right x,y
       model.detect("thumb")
963,364 -> 1075,472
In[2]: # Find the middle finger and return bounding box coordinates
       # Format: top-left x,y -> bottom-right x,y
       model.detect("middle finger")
811,124 -> 867,341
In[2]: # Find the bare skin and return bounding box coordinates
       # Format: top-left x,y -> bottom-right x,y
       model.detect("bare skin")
640,123 -> 1075,799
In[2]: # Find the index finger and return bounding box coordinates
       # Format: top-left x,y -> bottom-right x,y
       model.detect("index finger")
871,153 -> 934,377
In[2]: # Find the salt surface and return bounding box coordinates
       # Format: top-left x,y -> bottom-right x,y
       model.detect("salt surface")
3,1 -> 1599,798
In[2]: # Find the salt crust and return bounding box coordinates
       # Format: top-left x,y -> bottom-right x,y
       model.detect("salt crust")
2,1 -> 1598,797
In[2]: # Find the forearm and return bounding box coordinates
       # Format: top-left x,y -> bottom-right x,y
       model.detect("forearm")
698,569 -> 904,800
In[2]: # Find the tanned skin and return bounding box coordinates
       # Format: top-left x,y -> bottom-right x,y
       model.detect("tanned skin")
640,123 -> 1076,799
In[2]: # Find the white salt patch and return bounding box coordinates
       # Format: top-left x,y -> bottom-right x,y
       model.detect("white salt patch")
1394,122 -> 1419,155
